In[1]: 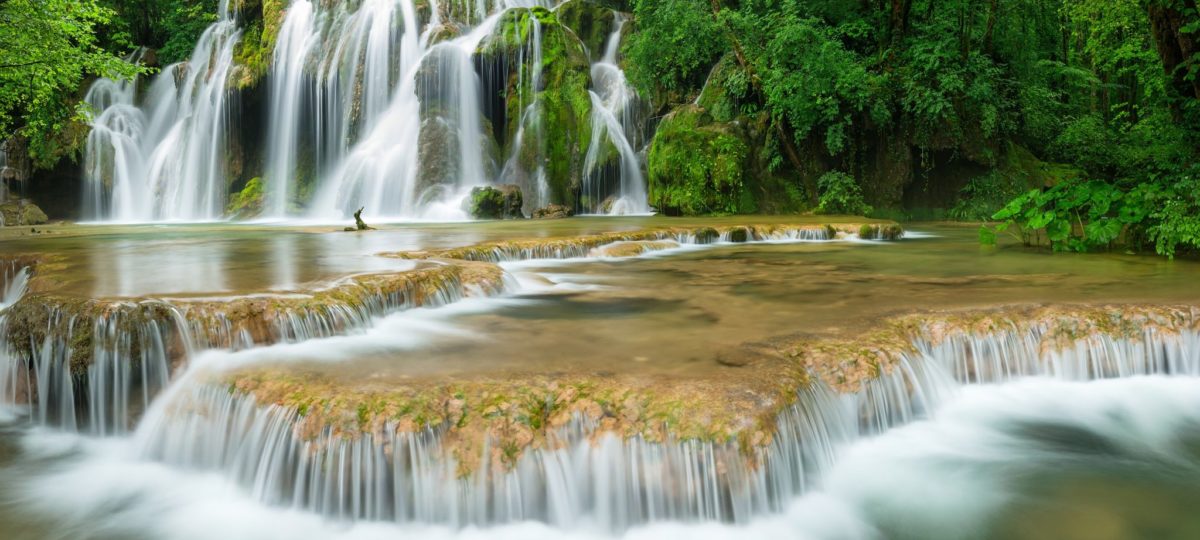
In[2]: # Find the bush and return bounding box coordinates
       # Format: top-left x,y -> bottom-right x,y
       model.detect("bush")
815,171 -> 871,215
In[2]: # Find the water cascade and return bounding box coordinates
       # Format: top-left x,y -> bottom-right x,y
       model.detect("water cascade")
581,14 -> 649,215
0,265 -> 510,435
82,2 -> 241,221
123,308 -> 1200,531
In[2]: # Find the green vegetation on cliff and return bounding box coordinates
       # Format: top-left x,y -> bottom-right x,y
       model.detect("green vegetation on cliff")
627,0 -> 1199,255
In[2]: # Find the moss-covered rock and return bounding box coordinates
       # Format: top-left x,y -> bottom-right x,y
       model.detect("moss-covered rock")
477,8 -> 593,211
857,223 -> 904,241
226,177 -> 265,218
230,0 -> 287,89
646,105 -> 752,216
0,200 -> 48,226
555,0 -> 617,61
464,185 -> 524,219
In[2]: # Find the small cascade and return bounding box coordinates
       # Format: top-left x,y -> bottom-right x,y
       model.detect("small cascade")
580,14 -> 649,215
83,1 -> 242,221
418,224 -> 836,262
129,309 -> 1200,531
0,266 -> 512,435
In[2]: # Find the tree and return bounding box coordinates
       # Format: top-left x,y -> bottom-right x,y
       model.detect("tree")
0,0 -> 141,166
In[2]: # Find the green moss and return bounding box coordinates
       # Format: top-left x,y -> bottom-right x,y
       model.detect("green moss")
555,0 -> 616,61
231,0 -> 286,89
226,177 -> 265,218
647,105 -> 750,216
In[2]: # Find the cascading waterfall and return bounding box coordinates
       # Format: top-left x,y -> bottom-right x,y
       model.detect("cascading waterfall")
122,309 -> 1200,531
83,1 -> 241,222
581,14 -> 649,215
82,0 -> 657,222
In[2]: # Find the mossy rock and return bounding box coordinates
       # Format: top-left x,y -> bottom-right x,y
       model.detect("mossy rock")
478,8 -> 594,211
555,0 -> 617,61
464,185 -> 524,219
230,0 -> 287,89
646,105 -> 752,216
857,223 -> 904,241
226,177 -> 265,218
0,200 -> 48,226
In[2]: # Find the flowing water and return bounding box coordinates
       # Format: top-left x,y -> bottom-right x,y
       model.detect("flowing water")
2,221 -> 1200,537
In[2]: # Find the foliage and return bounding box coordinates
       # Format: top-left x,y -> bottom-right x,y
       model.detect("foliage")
985,163 -> 1200,258
0,0 -> 142,166
948,171 -> 1027,222
815,171 -> 871,216
625,0 -> 725,95
647,106 -> 750,215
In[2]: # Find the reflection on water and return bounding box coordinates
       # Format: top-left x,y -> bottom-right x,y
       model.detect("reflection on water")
0,216 -> 865,297
265,224 -> 1200,384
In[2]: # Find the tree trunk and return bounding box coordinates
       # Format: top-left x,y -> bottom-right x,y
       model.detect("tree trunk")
1146,0 -> 1200,120
983,0 -> 998,54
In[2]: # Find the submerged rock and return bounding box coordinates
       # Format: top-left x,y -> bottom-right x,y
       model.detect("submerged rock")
532,204 -> 574,219
0,199 -> 48,226
464,185 -> 524,219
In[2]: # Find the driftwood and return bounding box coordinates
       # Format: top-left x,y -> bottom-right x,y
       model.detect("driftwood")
343,207 -> 376,231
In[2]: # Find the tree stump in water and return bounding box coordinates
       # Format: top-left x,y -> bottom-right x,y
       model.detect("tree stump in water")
344,207 -> 376,231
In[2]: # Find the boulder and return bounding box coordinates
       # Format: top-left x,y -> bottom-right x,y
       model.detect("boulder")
0,200 -> 48,226
464,184 -> 524,219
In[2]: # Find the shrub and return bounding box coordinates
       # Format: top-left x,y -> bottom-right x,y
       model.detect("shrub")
815,171 -> 871,216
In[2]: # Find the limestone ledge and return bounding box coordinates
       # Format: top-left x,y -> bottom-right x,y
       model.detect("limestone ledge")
381,221 -> 901,262
1,260 -> 507,374
217,303 -> 1200,476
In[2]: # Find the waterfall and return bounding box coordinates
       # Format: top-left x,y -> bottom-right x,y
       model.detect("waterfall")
498,14 -> 549,212
581,14 -> 649,215
264,0 -> 317,217
83,1 -> 241,222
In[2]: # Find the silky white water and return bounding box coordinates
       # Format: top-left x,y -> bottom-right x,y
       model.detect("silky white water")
4,375 -> 1200,539
82,0 -> 657,222
83,1 -> 241,222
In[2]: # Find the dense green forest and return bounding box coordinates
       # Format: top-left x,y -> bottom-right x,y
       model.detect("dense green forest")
0,0 -> 1197,255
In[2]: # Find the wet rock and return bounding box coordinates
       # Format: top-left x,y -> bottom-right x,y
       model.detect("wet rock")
0,199 -> 48,226
692,226 -> 720,244
858,223 -> 904,241
532,204 -> 574,219
556,0 -> 616,61
464,185 -> 524,219
727,227 -> 750,243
